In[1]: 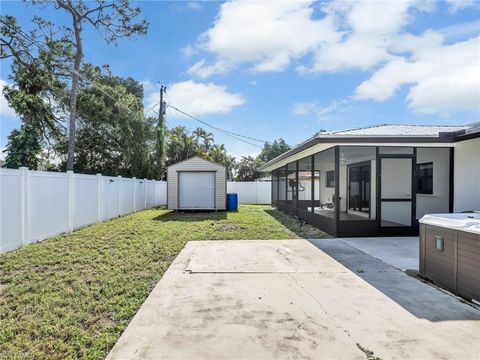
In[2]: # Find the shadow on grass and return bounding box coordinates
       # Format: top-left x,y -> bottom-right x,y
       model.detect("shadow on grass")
153,210 -> 228,222
263,209 -> 330,239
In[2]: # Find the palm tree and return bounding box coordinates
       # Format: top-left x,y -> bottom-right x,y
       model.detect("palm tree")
193,127 -> 214,151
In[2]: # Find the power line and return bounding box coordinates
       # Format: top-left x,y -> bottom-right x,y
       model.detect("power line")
167,104 -> 268,148
144,100 -> 160,117
1,16 -> 269,150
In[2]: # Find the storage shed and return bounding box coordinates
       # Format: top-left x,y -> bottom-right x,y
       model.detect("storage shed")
167,156 -> 226,210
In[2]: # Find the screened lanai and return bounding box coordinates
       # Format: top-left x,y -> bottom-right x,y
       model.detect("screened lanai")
271,145 -> 452,237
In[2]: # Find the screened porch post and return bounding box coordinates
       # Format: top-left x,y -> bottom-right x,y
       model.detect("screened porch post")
295,160 -> 299,209
311,155 -> 314,213
334,146 -> 340,225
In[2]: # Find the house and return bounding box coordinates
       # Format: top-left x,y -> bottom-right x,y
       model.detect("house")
167,156 -> 227,211
260,123 -> 480,237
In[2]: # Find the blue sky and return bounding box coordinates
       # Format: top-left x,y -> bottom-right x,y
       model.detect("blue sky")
1,0 -> 479,157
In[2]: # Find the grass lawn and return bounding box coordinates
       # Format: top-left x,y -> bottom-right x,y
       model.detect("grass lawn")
0,205 -> 328,360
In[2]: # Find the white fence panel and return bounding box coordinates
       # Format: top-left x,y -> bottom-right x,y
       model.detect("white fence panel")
135,179 -> 146,211
154,181 -> 167,206
28,171 -> 70,242
120,178 -> 135,215
226,181 -> 271,204
255,182 -> 271,204
146,180 -> 154,209
0,169 -> 23,252
74,174 -> 98,228
0,168 -> 166,253
101,176 -> 120,221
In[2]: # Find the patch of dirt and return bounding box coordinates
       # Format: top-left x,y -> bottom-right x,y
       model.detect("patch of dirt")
99,314 -> 115,328
217,223 -> 239,232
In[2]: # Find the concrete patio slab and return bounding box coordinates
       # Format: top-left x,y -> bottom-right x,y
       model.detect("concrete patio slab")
339,236 -> 419,271
186,240 -> 343,273
107,240 -> 480,360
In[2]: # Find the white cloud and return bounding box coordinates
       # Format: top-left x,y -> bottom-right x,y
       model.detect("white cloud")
187,2 -> 202,11
292,99 -> 350,122
191,0 -> 339,76
160,80 -> 245,118
0,79 -> 17,118
186,0 -> 479,115
445,0 -> 475,12
293,102 -> 318,115
309,0 -> 436,72
187,60 -> 230,78
189,0 -> 431,76
181,44 -> 197,58
438,19 -> 480,40
355,34 -> 480,114
315,99 -> 350,122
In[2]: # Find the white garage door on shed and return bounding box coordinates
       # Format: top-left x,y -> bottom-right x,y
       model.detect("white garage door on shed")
179,172 -> 215,209
167,156 -> 227,211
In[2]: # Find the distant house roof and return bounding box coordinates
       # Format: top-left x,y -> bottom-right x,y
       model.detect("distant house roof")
260,122 -> 479,171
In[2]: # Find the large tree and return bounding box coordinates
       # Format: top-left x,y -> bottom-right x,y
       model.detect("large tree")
207,143 -> 235,180
1,15 -> 70,168
66,65 -> 154,177
235,156 -> 262,181
28,0 -> 148,171
2,125 -> 42,169
258,138 -> 291,163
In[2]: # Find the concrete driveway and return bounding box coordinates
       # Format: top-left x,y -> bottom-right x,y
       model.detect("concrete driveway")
107,240 -> 480,360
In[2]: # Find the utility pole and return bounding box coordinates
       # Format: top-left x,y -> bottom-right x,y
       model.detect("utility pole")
156,85 -> 166,180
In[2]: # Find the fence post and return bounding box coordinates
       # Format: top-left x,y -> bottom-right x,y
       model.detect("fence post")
133,177 -> 136,212
67,170 -> 74,232
153,181 -> 156,207
97,173 -> 102,222
20,167 -> 29,245
117,175 -> 122,217
144,178 -> 147,209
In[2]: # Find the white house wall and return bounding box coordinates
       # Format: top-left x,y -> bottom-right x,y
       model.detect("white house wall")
416,147 -> 450,219
454,138 -> 480,212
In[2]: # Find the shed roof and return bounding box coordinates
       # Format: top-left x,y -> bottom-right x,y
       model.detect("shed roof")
167,155 -> 225,169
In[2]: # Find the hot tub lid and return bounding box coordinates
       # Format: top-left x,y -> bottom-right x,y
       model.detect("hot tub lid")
419,213 -> 480,235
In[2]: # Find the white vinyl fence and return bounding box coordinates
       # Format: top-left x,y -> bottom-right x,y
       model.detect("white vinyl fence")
0,168 -> 166,253
0,169 -> 272,254
227,181 -> 271,204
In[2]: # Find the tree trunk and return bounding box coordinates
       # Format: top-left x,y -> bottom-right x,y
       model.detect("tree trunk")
66,17 -> 82,171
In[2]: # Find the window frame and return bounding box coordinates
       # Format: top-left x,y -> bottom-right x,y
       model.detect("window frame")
326,170 -> 335,188
416,162 -> 433,195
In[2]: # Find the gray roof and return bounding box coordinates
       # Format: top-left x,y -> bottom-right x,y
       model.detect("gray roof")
260,122 -> 479,171
317,124 -> 470,137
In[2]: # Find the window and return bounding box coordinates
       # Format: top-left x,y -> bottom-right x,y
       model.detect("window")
326,171 -> 335,188
416,162 -> 433,194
